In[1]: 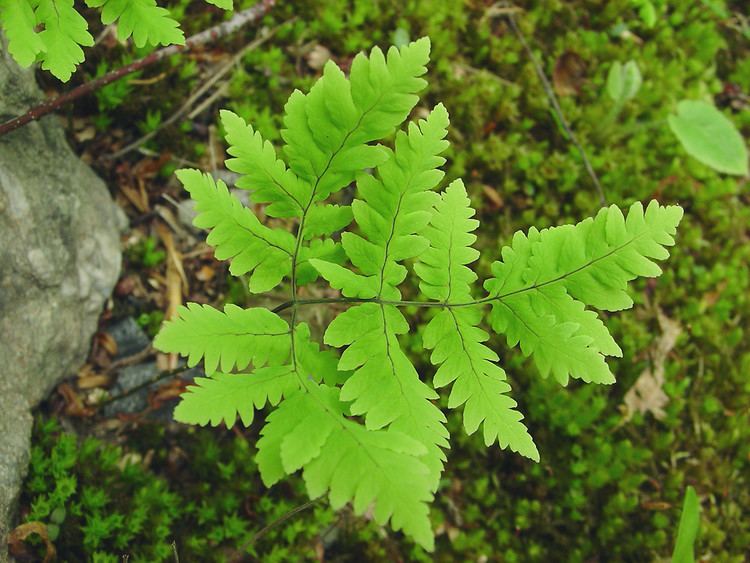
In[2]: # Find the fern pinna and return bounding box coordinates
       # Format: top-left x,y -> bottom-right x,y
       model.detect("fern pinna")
154,38 -> 683,549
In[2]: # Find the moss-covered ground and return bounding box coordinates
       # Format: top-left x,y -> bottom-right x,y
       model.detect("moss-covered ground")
15,0 -> 749,560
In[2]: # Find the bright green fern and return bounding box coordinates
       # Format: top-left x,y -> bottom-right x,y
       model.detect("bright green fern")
0,0 -> 229,81
153,37 -> 683,550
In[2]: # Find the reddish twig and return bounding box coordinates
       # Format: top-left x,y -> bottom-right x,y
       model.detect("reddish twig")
0,0 -> 275,137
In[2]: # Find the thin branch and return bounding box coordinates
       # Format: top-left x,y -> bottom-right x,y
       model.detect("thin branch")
239,499 -> 319,553
497,5 -> 607,206
272,233 -> 643,313
96,363 -> 193,408
0,0 -> 276,138
105,21 -> 291,160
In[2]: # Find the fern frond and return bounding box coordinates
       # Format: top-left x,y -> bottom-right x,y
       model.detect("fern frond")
297,238 -> 346,286
302,204 -> 353,239
171,323 -> 344,427
416,181 -> 538,459
257,383 -> 435,550
153,303 -> 290,375
175,169 -> 296,293
151,35 -> 685,551
0,0 -> 45,67
312,104 -> 449,300
484,201 -> 683,385
221,110 -> 310,218
85,0 -> 184,48
35,0 -> 94,81
525,201 -> 684,311
282,37 -> 431,202
314,105 -> 453,487
324,303 -> 448,488
204,0 -> 232,8
173,367 -> 297,427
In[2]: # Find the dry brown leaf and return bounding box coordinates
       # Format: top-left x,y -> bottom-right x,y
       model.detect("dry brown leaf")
553,51 -> 587,96
154,222 -> 187,323
196,264 -> 216,281
306,44 -> 332,70
74,125 -> 96,143
8,522 -> 56,562
77,364 -> 112,389
155,222 -> 188,291
119,181 -> 150,213
482,185 -> 503,210
641,500 -> 673,511
78,373 -> 112,389
96,331 -> 119,356
58,382 -> 95,417
156,351 -> 178,371
149,379 -> 190,410
622,308 -> 681,420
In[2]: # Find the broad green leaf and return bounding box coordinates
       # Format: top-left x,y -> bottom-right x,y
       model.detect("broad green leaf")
638,1 -> 657,27
175,169 -> 295,293
154,303 -> 290,374
668,100 -> 748,176
672,486 -> 700,563
0,0 -> 45,67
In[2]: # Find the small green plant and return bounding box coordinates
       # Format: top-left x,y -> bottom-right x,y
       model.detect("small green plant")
19,418 -> 180,560
154,37 -> 683,549
603,59 -> 748,176
672,486 -> 701,562
0,0 -> 231,81
667,100 -> 748,176
127,235 -> 165,268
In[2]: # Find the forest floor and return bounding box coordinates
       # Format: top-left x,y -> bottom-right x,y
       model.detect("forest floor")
11,1 -> 750,561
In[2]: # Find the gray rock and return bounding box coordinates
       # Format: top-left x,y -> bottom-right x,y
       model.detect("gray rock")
0,45 -> 122,560
103,362 -> 161,417
108,317 -> 151,360
102,361 -> 201,420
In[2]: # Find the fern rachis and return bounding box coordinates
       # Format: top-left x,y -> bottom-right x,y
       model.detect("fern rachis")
154,37 -> 683,550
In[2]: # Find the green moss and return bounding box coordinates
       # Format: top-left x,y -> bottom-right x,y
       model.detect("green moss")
25,0 -> 750,559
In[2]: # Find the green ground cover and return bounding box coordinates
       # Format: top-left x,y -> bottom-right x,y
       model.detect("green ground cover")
17,0 -> 749,560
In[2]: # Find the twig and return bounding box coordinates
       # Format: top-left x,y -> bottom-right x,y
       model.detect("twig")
104,345 -> 155,373
239,500 -> 319,553
0,0 -> 276,137
96,363 -> 193,408
496,5 -> 607,206
105,23 -> 287,160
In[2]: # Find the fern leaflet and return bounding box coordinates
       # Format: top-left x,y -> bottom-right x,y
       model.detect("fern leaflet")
484,201 -> 683,385
416,180 -> 538,459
